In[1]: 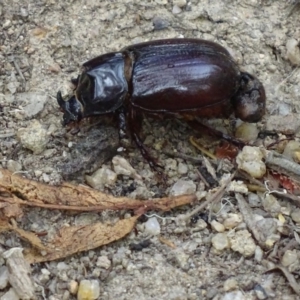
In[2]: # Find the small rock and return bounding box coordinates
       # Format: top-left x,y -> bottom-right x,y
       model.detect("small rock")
223,213 -> 243,230
283,141 -> 300,162
173,0 -> 186,7
15,92 -> 48,118
172,5 -> 182,14
228,230 -> 256,257
211,233 -> 230,252
85,166 -> 117,190
144,217 -> 161,236
168,249 -> 190,270
236,146 -> 266,178
68,280 -> 78,295
291,209 -> 300,223
17,120 -> 49,154
169,179 -> 196,196
3,19 -> 11,29
254,284 -> 268,300
286,38 -> 300,65
0,266 -> 9,289
77,279 -> 100,300
221,291 -> 245,300
262,194 -> 281,215
248,193 -> 261,208
254,246 -> 264,262
223,278 -> 238,292
235,123 -> 259,143
153,16 -> 169,30
6,160 -> 22,173
227,180 -> 248,194
281,250 -> 298,267
112,156 -> 142,180
177,162 -> 188,174
265,114 -> 300,135
1,288 -> 20,300
129,186 -> 154,200
211,220 -> 225,232
96,256 -> 111,269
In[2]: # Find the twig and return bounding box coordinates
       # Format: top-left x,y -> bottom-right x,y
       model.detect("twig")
181,172 -> 235,222
12,58 -> 25,82
190,136 -> 217,160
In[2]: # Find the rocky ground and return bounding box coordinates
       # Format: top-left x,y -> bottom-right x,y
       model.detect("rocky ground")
1,0 -> 300,299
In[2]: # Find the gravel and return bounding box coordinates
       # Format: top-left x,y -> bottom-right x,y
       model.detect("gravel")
1,0 -> 300,299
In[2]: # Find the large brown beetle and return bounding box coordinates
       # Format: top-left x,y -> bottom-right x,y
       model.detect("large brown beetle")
57,39 -> 266,171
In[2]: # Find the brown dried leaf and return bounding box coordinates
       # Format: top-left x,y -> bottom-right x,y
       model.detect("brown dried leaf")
0,169 -> 195,213
24,215 -> 139,263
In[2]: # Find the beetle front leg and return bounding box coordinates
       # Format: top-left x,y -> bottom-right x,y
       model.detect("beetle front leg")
117,107 -> 130,149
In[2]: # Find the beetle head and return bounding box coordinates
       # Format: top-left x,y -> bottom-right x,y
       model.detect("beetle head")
57,91 -> 83,126
233,72 -> 266,123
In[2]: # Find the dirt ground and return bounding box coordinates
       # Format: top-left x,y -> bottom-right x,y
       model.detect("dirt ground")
1,0 -> 300,299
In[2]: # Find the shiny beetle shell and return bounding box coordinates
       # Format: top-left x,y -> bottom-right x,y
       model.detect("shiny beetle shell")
57,39 -> 266,170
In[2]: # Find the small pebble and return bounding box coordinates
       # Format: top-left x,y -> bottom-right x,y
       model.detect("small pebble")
85,166 -> 117,189
223,213 -> 243,230
1,288 -> 20,300
262,194 -> 281,215
0,266 -> 9,289
236,146 -> 266,178
177,162 -> 188,174
169,179 -> 196,196
77,280 -> 100,300
291,209 -> 300,223
228,230 -> 256,257
172,5 -> 182,14
265,114 -> 300,135
96,256 -> 111,269
6,160 -> 22,173
221,291 -> 246,300
227,180 -> 248,194
210,220 -> 225,233
68,280 -> 78,295
112,156 -> 142,180
211,233 -> 230,252
235,122 -> 259,142
144,217 -> 161,236
283,140 -> 300,162
281,250 -> 298,267
173,0 -> 186,7
254,246 -> 264,262
286,38 -> 300,65
153,16 -> 169,30
223,278 -> 238,292
17,120 -> 49,154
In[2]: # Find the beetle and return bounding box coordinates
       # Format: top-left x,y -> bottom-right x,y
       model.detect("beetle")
57,38 -> 266,171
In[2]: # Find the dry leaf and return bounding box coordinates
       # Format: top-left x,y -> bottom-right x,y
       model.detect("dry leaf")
24,216 -> 139,263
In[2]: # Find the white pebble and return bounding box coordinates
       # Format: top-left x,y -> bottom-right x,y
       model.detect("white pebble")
223,213 -> 243,229
281,250 -> 298,267
96,256 -> 111,269
112,156 -> 142,180
211,233 -> 230,252
77,280 -> 100,300
85,166 -> 117,189
254,246 -> 264,262
68,280 -> 78,295
236,146 -> 266,178
144,217 -> 161,236
169,179 -> 196,196
228,230 -> 256,257
286,38 -> 300,65
211,220 -> 225,233
1,288 -> 20,300
223,278 -> 238,292
0,266 -> 9,289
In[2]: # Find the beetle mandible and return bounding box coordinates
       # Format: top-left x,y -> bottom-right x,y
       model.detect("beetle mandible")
57,39 -> 266,171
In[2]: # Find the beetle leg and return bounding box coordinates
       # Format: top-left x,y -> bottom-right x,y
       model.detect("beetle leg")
117,107 -> 130,148
186,120 -> 246,147
128,108 -> 164,173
